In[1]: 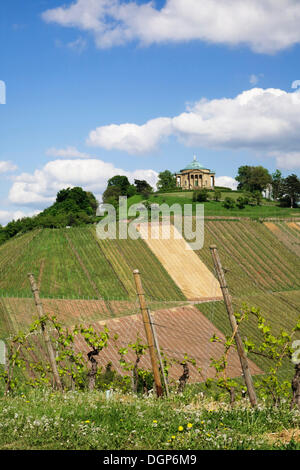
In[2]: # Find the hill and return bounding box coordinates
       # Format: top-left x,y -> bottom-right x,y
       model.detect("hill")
0,226 -> 185,302
135,191 -> 300,218
0,215 -> 299,385
0,187 -> 98,246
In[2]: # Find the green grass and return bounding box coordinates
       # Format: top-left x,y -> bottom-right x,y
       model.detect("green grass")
193,219 -> 300,296
0,226 -> 185,303
141,193 -> 300,218
0,388 -> 299,450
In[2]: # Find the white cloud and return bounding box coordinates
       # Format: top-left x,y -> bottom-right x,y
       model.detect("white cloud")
269,151 -> 300,169
8,159 -> 158,207
42,0 -> 300,54
67,36 -> 87,53
215,176 -> 238,190
0,161 -> 18,174
87,118 -> 172,154
46,146 -> 91,159
291,80 -> 300,89
87,87 -> 300,170
249,74 -> 263,86
0,210 -> 40,226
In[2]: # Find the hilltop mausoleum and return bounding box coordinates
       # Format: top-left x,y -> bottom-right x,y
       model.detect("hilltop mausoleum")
175,156 -> 215,190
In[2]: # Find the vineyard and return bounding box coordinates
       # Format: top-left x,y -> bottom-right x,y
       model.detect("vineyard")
0,227 -> 185,301
0,219 -> 299,391
0,217 -> 300,450
264,221 -> 300,257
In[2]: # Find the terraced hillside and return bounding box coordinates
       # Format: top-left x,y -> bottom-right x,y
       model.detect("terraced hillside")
187,219 -> 300,381
0,227 -> 185,301
264,221 -> 300,257
0,219 -> 299,383
194,219 -> 300,296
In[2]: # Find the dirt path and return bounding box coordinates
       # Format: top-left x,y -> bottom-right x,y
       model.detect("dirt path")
137,223 -> 222,300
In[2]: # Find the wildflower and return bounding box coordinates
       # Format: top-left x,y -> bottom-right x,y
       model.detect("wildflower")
153,420 -> 157,423
187,423 -> 193,429
85,420 -> 90,423
178,426 -> 184,432
171,435 -> 176,440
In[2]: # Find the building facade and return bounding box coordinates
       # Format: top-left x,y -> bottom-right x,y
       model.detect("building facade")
175,156 -> 215,190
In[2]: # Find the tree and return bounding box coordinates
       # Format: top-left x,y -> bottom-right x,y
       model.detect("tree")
107,175 -> 131,195
134,179 -> 153,195
102,186 -> 122,205
271,170 -> 283,201
157,170 -> 176,191
279,174 -> 300,208
235,166 -> 252,191
214,190 -> 222,202
236,166 -> 272,193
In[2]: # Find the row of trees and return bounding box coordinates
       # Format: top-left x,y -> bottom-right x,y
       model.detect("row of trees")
102,176 -> 153,206
236,166 -> 300,208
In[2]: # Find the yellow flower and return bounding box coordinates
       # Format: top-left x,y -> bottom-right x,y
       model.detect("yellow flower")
187,423 -> 193,429
171,435 -> 176,440
153,420 -> 157,423
85,420 -> 90,423
178,426 -> 184,432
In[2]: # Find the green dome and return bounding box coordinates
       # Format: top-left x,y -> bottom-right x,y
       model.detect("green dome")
181,156 -> 208,171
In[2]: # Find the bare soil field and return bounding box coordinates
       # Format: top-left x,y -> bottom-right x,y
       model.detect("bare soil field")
72,304 -> 262,384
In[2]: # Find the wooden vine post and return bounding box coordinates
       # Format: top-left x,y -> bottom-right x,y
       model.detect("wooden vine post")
209,246 -> 257,407
28,273 -> 63,391
133,269 -> 163,397
147,308 -> 169,397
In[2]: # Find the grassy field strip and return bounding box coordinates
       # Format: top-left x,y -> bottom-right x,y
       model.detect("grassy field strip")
0,230 -> 40,275
204,222 -> 264,293
264,222 -> 300,257
110,236 -> 186,301
0,227 -> 186,301
192,220 -> 255,296
224,221 -> 297,291
64,231 -> 102,298
64,228 -> 127,300
243,221 -> 300,289
137,222 -> 222,300
223,220 -> 296,291
204,220 -> 300,294
213,221 -> 274,291
91,232 -> 136,298
114,238 -> 175,300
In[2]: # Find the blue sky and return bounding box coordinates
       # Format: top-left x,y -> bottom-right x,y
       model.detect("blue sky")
1,0 -> 300,224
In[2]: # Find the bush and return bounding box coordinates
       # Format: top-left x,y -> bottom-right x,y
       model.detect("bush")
214,190 -> 222,202
193,188 -> 208,202
236,197 -> 247,209
222,197 -> 235,209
